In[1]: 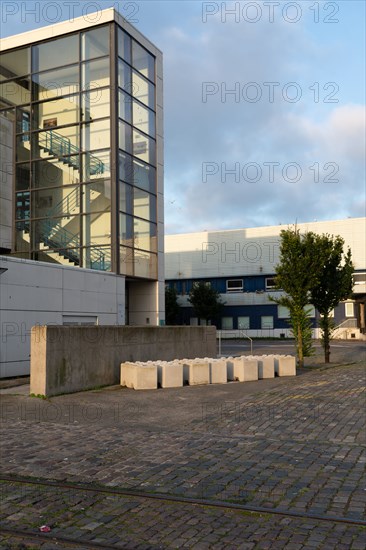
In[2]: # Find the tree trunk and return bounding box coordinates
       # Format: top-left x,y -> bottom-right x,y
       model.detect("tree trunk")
297,324 -> 304,368
323,314 -> 330,363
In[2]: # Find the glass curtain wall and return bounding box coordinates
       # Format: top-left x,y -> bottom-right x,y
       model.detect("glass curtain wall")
118,28 -> 157,279
0,23 -> 157,278
1,25 -> 112,270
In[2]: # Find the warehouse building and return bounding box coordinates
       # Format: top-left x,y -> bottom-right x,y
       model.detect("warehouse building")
165,218 -> 365,339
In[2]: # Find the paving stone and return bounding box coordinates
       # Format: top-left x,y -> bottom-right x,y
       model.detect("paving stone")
0,362 -> 365,548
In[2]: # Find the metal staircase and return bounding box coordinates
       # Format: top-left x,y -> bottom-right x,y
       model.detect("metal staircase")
39,130 -> 105,176
17,187 -> 111,271
16,129 -> 111,270
44,186 -> 111,270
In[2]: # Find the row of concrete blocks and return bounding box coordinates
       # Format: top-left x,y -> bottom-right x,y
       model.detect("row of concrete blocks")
120,355 -> 296,390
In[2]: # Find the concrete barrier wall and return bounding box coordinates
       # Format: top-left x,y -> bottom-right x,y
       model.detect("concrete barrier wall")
30,325 -> 216,397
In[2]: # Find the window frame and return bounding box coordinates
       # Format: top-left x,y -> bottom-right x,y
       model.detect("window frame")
226,279 -> 243,292
261,316 -> 274,329
265,277 -> 278,290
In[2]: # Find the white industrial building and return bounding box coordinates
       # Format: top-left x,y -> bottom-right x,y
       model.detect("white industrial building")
165,218 -> 366,339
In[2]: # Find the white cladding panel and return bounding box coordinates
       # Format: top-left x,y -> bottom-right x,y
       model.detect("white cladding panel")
0,256 -> 126,377
165,218 -> 365,279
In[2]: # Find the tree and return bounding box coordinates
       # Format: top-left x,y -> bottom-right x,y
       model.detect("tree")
165,286 -> 180,325
188,282 -> 224,325
271,228 -> 325,368
310,235 -> 354,363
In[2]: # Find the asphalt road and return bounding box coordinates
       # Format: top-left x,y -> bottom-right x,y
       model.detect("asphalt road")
218,338 -> 365,366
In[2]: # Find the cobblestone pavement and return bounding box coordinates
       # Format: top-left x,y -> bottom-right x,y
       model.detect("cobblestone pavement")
0,359 -> 365,549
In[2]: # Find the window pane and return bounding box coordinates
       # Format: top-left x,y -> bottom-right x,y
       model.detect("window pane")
278,305 -> 290,319
134,249 -> 157,279
119,151 -> 133,183
120,246 -> 134,275
33,125 -> 80,159
82,180 -> 111,214
133,100 -> 155,137
118,29 -> 131,63
32,157 -> 80,188
32,66 -> 79,101
16,107 -> 30,133
134,218 -> 157,252
132,41 -> 155,82
82,58 -> 109,90
120,213 -> 134,247
345,303 -> 354,317
118,59 -> 132,92
16,163 -> 31,190
133,188 -> 156,222
226,279 -> 243,292
33,216 -> 80,251
222,317 -> 233,330
238,317 -> 250,330
83,212 -> 111,245
82,150 -> 110,180
83,246 -> 111,271
81,88 -> 110,121
33,186 -> 80,219
1,47 -> 30,80
119,120 -> 132,154
82,119 -> 110,151
32,95 -> 79,131
0,78 -> 31,106
32,35 -> 79,72
15,220 -> 30,252
16,134 -> 30,161
133,158 -> 155,193
132,70 -> 155,108
35,247 -> 80,266
133,128 -> 156,165
119,182 -> 133,213
82,26 -> 109,60
119,90 -> 132,123
261,316 -> 273,329
266,277 -> 277,289
15,191 -> 30,220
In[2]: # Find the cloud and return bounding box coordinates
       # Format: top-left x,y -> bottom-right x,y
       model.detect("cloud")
160,13 -> 365,234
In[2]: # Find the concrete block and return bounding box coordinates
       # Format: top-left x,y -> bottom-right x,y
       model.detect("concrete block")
226,357 -> 235,381
157,361 -> 183,388
120,361 -> 136,387
183,360 -> 210,385
120,362 -> 158,390
257,355 -> 275,379
234,357 -> 258,382
209,359 -> 227,384
274,355 -> 296,376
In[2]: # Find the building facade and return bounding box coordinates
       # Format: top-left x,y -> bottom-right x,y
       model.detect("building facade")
0,9 -> 165,377
165,218 -> 366,339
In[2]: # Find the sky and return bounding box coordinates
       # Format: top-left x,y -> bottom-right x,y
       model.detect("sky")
1,0 -> 365,234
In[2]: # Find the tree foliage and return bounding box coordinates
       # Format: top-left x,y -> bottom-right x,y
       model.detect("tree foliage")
188,282 -> 224,324
165,286 -> 180,325
309,235 -> 354,363
272,228 -> 323,367
272,227 -> 354,366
